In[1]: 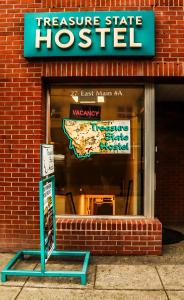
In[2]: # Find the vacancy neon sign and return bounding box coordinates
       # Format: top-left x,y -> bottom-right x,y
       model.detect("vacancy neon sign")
70,104 -> 101,120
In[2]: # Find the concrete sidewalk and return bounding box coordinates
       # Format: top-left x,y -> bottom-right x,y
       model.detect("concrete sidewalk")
1,232 -> 184,300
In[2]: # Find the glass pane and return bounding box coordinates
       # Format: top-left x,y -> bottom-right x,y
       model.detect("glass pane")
49,86 -> 144,216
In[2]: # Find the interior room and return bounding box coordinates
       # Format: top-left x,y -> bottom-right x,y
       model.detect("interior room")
48,85 -> 144,216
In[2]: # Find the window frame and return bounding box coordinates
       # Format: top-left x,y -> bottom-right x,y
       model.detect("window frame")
46,82 -> 155,219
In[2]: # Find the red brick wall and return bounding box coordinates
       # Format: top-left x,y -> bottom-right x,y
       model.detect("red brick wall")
57,218 -> 162,255
0,0 -> 183,252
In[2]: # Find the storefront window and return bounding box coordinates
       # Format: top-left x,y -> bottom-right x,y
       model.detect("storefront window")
48,85 -> 144,216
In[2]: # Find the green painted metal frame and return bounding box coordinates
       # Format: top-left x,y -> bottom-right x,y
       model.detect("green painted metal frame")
1,250 -> 90,285
1,174 -> 90,285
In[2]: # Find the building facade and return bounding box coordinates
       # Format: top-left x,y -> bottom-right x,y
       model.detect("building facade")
1,0 -> 184,255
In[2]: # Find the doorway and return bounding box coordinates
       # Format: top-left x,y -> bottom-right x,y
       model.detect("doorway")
155,84 -> 184,225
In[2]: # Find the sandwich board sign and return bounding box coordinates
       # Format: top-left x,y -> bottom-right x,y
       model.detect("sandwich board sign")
1,144 -> 90,285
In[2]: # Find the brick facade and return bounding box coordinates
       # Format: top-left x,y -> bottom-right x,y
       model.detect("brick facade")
57,218 -> 162,255
0,0 -> 184,253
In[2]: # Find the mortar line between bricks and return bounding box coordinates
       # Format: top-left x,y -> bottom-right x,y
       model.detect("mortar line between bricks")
155,266 -> 169,300
14,262 -> 40,300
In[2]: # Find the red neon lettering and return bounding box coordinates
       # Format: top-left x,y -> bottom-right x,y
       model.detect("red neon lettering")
72,109 -> 80,116
72,109 -> 99,117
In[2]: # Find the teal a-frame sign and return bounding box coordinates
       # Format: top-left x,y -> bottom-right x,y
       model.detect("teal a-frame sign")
1,145 -> 90,285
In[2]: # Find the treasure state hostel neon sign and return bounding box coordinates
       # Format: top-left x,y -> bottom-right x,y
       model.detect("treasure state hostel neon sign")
24,11 -> 155,57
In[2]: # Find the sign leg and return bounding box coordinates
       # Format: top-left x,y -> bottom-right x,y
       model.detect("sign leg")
1,272 -> 7,283
81,274 -> 87,285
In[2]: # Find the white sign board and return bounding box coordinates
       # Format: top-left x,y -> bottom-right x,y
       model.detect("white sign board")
41,144 -> 54,177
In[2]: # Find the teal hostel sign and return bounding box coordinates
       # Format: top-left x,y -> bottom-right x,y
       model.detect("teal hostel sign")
24,11 -> 155,57
62,119 -> 131,159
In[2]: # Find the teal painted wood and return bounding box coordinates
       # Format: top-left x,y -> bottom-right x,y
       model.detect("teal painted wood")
82,251 -> 90,273
4,270 -> 84,277
2,251 -> 23,272
1,167 -> 90,285
24,11 -> 155,58
21,250 -> 90,257
1,251 -> 23,283
52,250 -> 90,256
22,250 -> 40,255
52,176 -> 57,251
39,179 -> 45,273
1,250 -> 90,285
